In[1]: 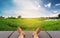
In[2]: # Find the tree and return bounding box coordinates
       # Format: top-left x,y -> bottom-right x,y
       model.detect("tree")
58,14 -> 60,18
7,16 -> 16,19
39,17 -> 46,21
18,16 -> 21,18
0,16 -> 4,19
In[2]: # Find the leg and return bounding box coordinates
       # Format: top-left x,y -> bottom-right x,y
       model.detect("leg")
33,27 -> 41,38
17,27 -> 25,38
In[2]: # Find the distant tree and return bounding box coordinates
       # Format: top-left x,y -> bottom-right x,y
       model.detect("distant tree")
58,14 -> 60,18
39,17 -> 46,21
7,16 -> 16,19
18,16 -> 21,18
0,16 -> 4,19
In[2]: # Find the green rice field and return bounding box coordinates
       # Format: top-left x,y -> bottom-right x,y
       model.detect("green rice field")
0,18 -> 60,31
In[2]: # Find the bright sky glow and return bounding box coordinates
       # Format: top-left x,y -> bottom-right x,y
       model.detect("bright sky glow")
0,0 -> 60,18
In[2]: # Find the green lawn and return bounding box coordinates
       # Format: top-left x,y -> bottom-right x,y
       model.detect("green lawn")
0,18 -> 60,31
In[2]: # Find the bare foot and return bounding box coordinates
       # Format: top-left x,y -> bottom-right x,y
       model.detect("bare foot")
17,27 -> 25,38
33,27 -> 41,38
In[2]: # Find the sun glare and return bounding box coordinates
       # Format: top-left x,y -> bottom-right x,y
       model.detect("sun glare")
22,18 -> 39,27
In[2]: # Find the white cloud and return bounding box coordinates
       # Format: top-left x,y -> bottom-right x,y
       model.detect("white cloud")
2,0 -> 58,18
55,3 -> 60,6
50,13 -> 59,17
50,10 -> 60,17
52,11 -> 58,14
44,3 -> 51,8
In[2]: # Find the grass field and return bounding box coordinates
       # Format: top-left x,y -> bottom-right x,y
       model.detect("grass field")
0,18 -> 60,31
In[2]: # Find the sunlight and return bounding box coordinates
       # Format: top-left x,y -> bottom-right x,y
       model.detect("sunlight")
22,18 -> 39,27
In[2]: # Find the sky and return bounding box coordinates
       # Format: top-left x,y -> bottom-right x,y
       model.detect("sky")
0,0 -> 60,18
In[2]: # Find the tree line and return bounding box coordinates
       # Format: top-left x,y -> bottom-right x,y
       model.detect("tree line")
0,14 -> 60,19
0,16 -> 21,19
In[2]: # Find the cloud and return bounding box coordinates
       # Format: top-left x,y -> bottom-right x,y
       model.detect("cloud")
50,10 -> 60,17
3,0 -> 44,18
52,11 -> 58,14
55,3 -> 60,6
2,0 -> 58,18
12,0 -> 52,18
44,3 -> 51,8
